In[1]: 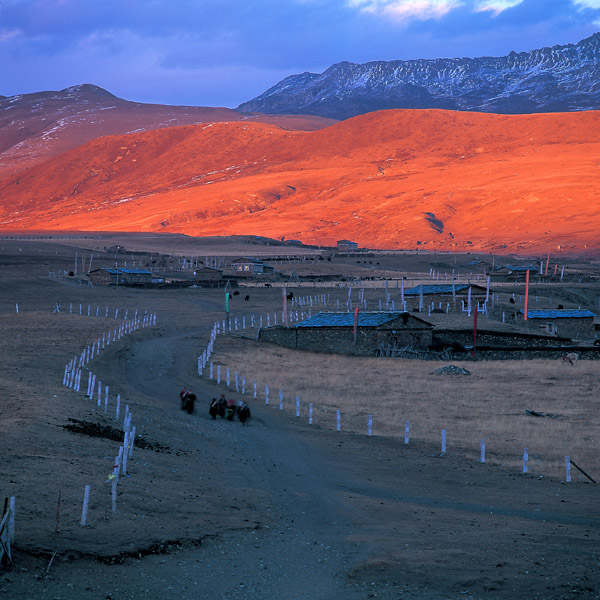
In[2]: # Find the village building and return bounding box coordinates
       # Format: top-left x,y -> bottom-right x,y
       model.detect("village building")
401,284 -> 488,311
231,257 -> 275,277
258,311 -> 433,356
520,309 -> 597,341
194,266 -> 223,283
88,267 -> 152,286
336,240 -> 359,252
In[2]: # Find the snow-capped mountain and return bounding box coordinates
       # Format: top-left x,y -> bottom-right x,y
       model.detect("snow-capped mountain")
238,33 -> 600,119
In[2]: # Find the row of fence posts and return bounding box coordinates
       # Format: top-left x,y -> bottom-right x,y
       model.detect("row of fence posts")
59,311 -> 157,528
52,302 -> 152,322
201,360 -> 578,483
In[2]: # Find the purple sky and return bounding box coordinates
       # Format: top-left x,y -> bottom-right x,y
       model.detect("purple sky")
2,0 -> 599,108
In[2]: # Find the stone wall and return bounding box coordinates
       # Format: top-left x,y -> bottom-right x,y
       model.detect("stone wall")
434,329 -> 570,349
523,317 -> 596,342
259,325 -> 432,356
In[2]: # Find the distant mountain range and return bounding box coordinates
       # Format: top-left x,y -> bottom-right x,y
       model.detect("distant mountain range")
238,33 -> 600,119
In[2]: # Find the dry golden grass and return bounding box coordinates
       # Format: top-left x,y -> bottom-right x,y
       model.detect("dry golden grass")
210,336 -> 599,480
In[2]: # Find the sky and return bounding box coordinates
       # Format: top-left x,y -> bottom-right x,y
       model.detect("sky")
1,0 -> 599,108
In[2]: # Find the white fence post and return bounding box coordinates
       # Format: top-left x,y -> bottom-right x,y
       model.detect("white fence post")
80,485 -> 91,526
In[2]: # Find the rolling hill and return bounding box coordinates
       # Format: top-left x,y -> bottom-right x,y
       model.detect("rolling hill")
1,108 -> 598,254
0,84 -> 336,178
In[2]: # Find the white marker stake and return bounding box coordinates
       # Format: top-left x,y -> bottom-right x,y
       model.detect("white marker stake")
198,357 -> 202,376
97,381 -> 102,407
367,415 -> 373,436
279,389 -> 283,410
129,426 -> 136,457
480,438 -> 485,463
296,396 -> 300,417
566,456 -> 571,482
523,448 -> 528,473
336,410 -> 341,432
80,485 -> 91,526
122,433 -> 129,475
116,394 -> 121,421
265,385 -> 269,405
253,380 -> 257,399
226,367 -> 230,387
217,365 -> 221,384
404,421 -> 410,445
309,402 -> 313,425
242,375 -> 245,395
210,363 -> 213,379
104,386 -> 109,413
441,429 -> 446,454
8,497 -> 15,543
235,372 -> 239,392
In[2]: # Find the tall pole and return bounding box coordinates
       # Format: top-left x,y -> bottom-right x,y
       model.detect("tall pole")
524,269 -> 530,321
472,304 -> 478,358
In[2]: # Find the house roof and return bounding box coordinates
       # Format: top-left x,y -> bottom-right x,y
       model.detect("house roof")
119,268 -> 152,275
89,268 -> 151,275
232,257 -> 263,264
521,309 -> 596,319
496,265 -> 534,272
295,311 -> 430,328
403,284 -> 485,296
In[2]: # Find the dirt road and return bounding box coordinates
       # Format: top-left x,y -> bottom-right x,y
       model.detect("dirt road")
1,270 -> 599,598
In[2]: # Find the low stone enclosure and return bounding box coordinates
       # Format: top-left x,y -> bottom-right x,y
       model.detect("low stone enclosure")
258,315 -> 600,360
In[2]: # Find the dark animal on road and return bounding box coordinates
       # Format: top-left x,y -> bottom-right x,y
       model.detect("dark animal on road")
209,398 -> 218,419
181,391 -> 196,414
228,293 -> 233,300
264,283 -> 272,288
509,298 -> 515,304
238,403 -> 251,424
286,291 -> 294,300
245,295 -> 250,301
233,291 -> 240,296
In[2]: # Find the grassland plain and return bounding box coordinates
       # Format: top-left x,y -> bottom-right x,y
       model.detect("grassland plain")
0,237 -> 599,599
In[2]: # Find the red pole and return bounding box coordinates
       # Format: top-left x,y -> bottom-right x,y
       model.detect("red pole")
544,253 -> 550,276
524,269 -> 530,321
472,304 -> 478,358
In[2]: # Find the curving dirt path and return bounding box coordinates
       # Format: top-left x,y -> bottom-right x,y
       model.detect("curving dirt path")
2,310 -> 599,599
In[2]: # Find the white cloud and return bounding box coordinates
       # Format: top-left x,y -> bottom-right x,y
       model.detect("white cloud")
346,0 -> 463,22
0,28 -> 24,43
572,0 -> 600,8
474,0 -> 524,15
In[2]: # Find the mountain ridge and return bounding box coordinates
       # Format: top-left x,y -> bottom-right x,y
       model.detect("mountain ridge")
238,33 -> 600,119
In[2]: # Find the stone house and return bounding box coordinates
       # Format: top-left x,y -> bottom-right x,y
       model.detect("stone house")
520,309 -> 597,341
336,240 -> 359,252
195,267 -> 223,282
88,268 -> 152,286
259,311 -> 433,356
231,257 -> 275,278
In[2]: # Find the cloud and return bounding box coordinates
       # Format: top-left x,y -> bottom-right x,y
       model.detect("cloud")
475,0 -> 524,15
572,0 -> 600,8
346,0 -> 463,22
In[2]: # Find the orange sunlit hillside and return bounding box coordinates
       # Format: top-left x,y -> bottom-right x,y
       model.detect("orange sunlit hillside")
1,109 -> 599,254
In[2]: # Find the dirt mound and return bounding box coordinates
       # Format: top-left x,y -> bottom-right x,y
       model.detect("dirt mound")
62,418 -> 171,452
432,365 -> 472,375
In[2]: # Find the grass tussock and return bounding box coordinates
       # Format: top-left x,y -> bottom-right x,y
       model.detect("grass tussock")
209,336 -> 599,480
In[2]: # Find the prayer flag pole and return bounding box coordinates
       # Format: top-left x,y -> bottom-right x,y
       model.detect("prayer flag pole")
524,269 -> 530,321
